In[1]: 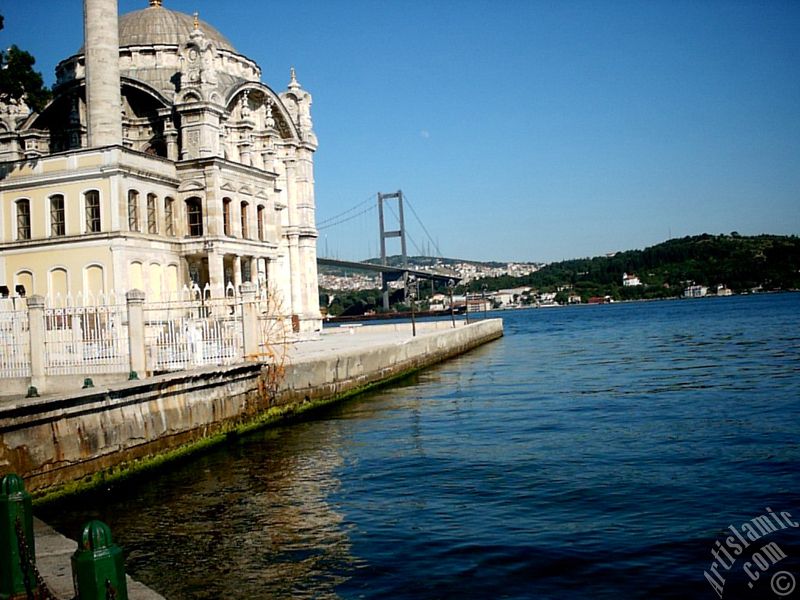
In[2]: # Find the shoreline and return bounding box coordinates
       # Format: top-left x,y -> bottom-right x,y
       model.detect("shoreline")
1,319 -> 503,503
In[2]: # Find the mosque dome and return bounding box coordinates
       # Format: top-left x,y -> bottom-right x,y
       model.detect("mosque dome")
58,0 -> 262,107
118,1 -> 236,52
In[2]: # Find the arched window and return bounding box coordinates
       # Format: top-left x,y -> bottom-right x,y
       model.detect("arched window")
240,201 -> 249,239
148,262 -> 163,301
50,194 -> 65,236
165,264 -> 179,298
127,190 -> 140,231
164,197 -> 175,236
84,264 -> 105,296
186,197 -> 203,237
147,193 -> 158,233
129,261 -> 144,291
49,267 -> 69,298
85,190 -> 101,232
257,205 -> 265,241
16,199 -> 31,240
223,197 -> 232,236
15,270 -> 33,297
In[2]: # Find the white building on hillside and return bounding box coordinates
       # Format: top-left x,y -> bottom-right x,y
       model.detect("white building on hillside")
622,273 -> 641,286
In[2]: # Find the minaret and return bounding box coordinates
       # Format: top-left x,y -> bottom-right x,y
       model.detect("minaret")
83,0 -> 122,147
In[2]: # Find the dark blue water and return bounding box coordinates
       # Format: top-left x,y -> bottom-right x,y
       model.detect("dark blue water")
40,294 -> 800,599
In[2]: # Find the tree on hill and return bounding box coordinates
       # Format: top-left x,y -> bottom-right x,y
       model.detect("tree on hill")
460,234 -> 800,301
0,14 -> 51,113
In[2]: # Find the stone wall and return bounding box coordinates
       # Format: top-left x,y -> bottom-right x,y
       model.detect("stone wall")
0,319 -> 503,495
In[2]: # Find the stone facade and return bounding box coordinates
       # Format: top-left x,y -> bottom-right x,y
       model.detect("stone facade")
0,0 -> 321,331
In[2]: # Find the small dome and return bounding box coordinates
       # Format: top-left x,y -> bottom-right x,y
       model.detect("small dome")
117,4 -> 236,52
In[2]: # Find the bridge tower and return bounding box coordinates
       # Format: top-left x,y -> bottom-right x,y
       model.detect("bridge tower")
378,191 -> 407,310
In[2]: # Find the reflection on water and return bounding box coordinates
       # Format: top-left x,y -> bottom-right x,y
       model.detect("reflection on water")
42,419 -> 365,599
40,294 -> 800,599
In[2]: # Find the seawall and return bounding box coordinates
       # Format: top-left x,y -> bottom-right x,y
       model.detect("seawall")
0,319 -> 503,498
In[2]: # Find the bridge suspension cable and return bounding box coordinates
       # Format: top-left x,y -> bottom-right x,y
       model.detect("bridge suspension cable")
382,198 -> 427,257
402,192 -> 444,258
317,193 -> 377,228
317,203 -> 376,232
317,189 -> 445,260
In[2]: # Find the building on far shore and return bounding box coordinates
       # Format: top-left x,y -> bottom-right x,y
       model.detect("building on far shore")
622,272 -> 641,287
684,284 -> 708,298
716,285 -> 733,296
0,0 -> 321,331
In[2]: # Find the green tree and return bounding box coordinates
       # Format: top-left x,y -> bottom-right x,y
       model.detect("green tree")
0,14 -> 51,113
460,234 -> 800,300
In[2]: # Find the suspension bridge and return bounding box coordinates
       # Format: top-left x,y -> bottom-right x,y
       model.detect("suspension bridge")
316,190 -> 460,308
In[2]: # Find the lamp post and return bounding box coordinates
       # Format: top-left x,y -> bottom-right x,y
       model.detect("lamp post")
447,279 -> 455,328
464,286 -> 470,325
482,284 -> 488,319
408,275 -> 417,337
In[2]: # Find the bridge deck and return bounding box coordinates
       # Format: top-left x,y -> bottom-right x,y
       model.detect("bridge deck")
317,258 -> 460,283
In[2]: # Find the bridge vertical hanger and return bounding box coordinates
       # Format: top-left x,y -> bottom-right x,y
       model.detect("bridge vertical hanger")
378,191 -> 408,310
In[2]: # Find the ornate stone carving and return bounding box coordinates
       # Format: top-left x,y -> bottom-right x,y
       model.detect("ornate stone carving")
240,91 -> 251,120
265,98 -> 276,130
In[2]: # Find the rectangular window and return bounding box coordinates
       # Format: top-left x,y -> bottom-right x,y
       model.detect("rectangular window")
147,193 -> 158,234
16,199 -> 31,240
85,190 -> 101,232
128,190 -> 139,231
164,197 -> 175,236
186,198 -> 203,237
257,205 -> 265,241
50,195 -> 65,236
241,202 -> 249,239
223,198 -> 232,236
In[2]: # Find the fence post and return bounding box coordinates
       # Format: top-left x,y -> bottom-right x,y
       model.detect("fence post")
0,474 -> 37,599
126,289 -> 146,377
27,295 -> 46,394
71,520 -> 128,600
240,282 -> 259,361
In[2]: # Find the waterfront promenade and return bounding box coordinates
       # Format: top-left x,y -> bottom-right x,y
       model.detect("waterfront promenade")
0,319 -> 499,408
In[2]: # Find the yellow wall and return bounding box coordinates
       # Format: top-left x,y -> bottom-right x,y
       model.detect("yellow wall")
1,176 -> 113,241
4,244 -> 113,297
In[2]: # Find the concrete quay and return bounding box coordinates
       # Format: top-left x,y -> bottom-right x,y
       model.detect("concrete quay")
0,318 -> 503,497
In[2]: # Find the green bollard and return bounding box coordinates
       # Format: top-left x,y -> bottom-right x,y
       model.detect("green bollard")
0,473 -> 37,600
71,521 -> 128,600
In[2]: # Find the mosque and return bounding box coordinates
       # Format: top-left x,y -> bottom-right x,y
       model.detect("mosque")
0,0 -> 322,331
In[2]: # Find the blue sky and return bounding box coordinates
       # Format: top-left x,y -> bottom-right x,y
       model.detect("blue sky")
2,0 -> 798,262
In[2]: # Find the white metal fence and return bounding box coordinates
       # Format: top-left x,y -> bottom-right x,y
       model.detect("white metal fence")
145,283 -> 245,372
0,299 -> 31,378
0,283 -> 289,387
43,292 -> 129,376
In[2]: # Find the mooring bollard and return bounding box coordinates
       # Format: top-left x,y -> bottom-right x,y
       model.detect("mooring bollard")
71,520 -> 128,600
0,473 -> 37,599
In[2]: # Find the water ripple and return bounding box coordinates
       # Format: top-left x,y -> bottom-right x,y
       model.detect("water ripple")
39,293 -> 800,600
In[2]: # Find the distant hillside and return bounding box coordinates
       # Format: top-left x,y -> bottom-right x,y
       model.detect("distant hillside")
364,256 -> 509,269
319,255 -> 509,278
463,234 -> 800,300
